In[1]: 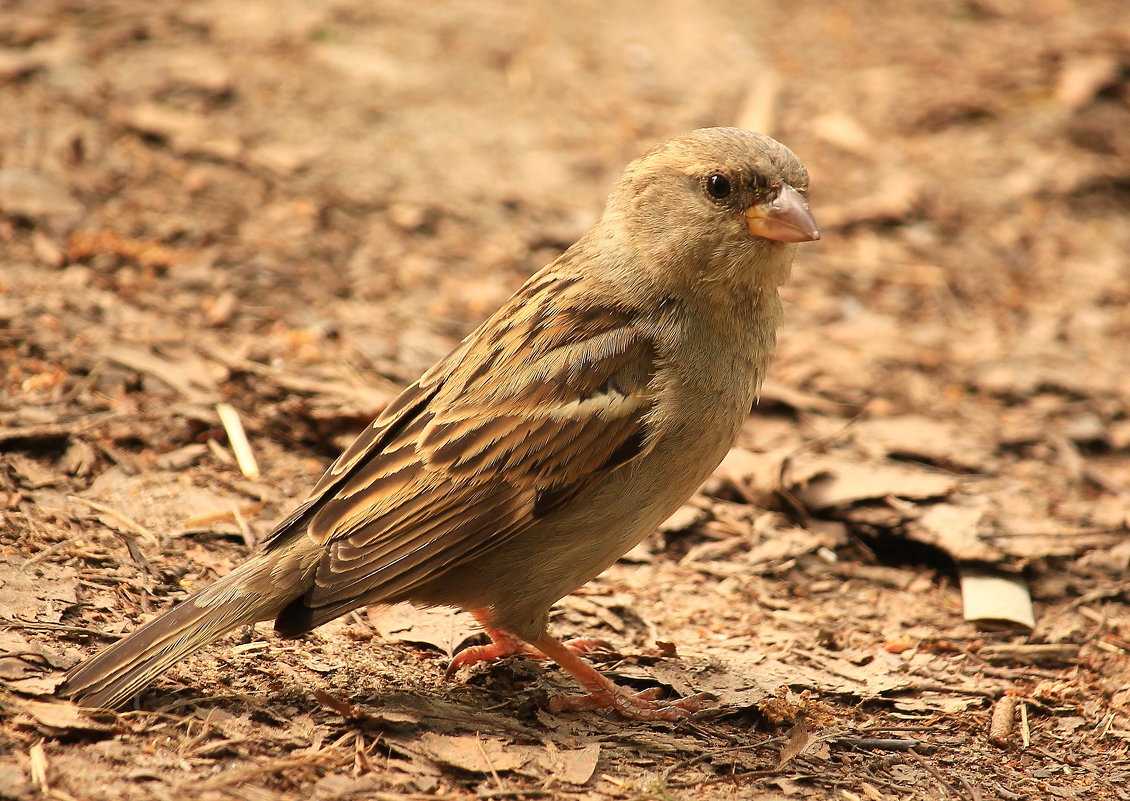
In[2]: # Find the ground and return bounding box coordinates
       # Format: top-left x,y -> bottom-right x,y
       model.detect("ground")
2,1 -> 1130,799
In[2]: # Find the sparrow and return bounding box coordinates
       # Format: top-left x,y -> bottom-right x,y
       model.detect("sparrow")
59,127 -> 818,719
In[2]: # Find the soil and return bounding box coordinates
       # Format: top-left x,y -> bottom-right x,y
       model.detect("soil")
2,1 -> 1130,799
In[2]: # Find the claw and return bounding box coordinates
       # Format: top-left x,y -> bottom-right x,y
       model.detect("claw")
446,618 -> 614,679
560,637 -> 612,655
532,633 -> 707,721
445,629 -> 541,679
446,612 -> 705,721
547,687 -> 706,721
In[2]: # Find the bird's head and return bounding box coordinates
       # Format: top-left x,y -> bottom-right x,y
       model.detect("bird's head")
600,127 -> 818,295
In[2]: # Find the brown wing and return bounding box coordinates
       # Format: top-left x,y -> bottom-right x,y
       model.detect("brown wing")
258,370 -> 447,551
271,271 -> 660,632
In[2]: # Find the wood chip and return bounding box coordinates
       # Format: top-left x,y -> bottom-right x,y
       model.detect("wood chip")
979,642 -> 1079,666
216,403 -> 260,480
989,693 -> 1018,746
959,568 -> 1035,631
28,740 -> 47,793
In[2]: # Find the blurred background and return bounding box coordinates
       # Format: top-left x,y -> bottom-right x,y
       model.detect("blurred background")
2,1 -> 1129,798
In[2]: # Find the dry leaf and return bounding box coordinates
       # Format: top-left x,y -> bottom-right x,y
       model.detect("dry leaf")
907,501 -> 998,562
542,742 -> 600,785
811,111 -> 875,158
658,502 -> 707,533
773,718 -> 811,769
368,603 -> 480,656
787,455 -> 958,509
851,415 -> 991,470
4,695 -> 114,734
959,568 -> 1035,631
1055,54 -> 1120,110
101,344 -> 220,403
416,732 -> 534,773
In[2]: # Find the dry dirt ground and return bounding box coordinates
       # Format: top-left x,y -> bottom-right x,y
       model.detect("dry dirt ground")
3,1 -> 1130,799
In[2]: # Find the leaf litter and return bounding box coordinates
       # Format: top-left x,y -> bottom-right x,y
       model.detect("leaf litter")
3,0 -> 1130,799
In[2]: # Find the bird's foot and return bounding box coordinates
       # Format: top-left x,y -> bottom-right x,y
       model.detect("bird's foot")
531,633 -> 705,721
547,684 -> 706,721
446,629 -> 611,679
445,629 -> 540,679
557,637 -> 611,655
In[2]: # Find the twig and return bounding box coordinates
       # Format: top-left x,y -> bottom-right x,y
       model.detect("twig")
215,402 -> 260,480
0,617 -> 120,640
231,502 -> 254,548
1096,712 -> 1117,741
956,774 -> 984,801
29,740 -> 48,793
662,736 -> 785,784
0,411 -> 125,446
20,538 -> 72,568
476,734 -> 505,790
835,737 -> 922,752
735,68 -> 781,135
67,496 -> 159,545
908,750 -> 959,798
1057,582 -> 1130,614
1078,604 -> 1110,644
178,501 -> 265,532
195,751 -> 343,789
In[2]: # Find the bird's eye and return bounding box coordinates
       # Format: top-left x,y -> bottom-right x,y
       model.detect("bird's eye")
705,172 -> 732,200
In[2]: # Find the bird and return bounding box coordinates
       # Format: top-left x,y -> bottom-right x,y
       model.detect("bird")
58,127 -> 819,720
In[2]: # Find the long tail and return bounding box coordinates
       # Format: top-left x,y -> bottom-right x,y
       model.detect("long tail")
59,551 -> 308,709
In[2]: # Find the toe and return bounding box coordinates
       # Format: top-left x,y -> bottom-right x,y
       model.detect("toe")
547,687 -> 706,720
561,637 -> 612,655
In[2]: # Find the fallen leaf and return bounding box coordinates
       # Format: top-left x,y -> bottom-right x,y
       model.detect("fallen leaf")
100,344 -> 219,403
773,718 -> 811,770
4,694 -> 115,735
542,742 -> 600,785
811,111 -> 875,158
368,603 -> 480,656
907,501 -> 999,562
658,502 -> 707,533
787,455 -> 958,509
959,568 -> 1035,631
416,732 -> 534,773
851,414 -> 992,471
1055,54 -> 1120,110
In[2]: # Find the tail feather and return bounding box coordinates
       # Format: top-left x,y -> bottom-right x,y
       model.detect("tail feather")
59,556 -> 298,709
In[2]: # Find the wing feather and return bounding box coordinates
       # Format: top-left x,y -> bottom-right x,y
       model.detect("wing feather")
274,272 -> 661,629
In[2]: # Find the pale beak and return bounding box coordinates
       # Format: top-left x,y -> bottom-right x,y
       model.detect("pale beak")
744,183 -> 820,243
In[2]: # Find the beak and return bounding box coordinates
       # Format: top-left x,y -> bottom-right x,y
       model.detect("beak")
744,184 -> 820,243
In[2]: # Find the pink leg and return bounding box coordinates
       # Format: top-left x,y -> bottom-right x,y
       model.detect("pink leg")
532,633 -> 706,721
445,611 -> 699,719
445,626 -> 540,679
445,609 -> 536,679
445,609 -> 612,679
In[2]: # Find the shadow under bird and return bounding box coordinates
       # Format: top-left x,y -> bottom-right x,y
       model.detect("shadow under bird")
59,127 -> 819,720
